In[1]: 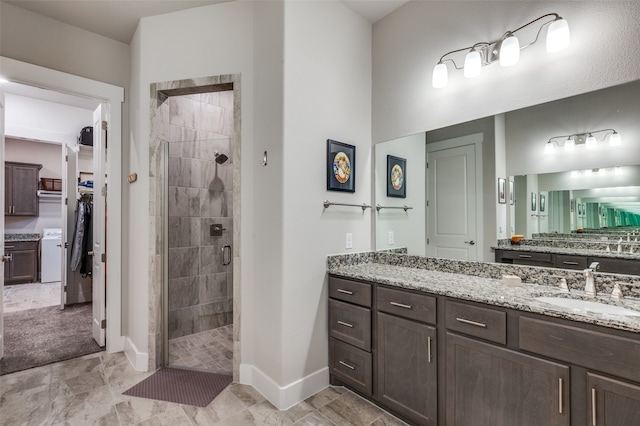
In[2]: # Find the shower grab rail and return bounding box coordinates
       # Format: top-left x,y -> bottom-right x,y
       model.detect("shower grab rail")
375,204 -> 413,212
323,200 -> 371,211
222,245 -> 232,266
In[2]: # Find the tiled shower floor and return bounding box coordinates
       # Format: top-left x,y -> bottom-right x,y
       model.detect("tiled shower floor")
169,324 -> 233,374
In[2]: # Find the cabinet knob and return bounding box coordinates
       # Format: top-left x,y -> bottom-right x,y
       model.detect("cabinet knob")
2,254 -> 12,263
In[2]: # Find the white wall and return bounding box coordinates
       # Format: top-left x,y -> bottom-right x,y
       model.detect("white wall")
281,1 -> 371,401
372,2 -> 640,143
375,133 -> 426,254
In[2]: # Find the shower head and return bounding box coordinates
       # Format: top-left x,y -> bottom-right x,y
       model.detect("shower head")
214,151 -> 229,164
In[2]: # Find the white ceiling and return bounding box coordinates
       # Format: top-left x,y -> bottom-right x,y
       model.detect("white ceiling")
3,0 -> 408,44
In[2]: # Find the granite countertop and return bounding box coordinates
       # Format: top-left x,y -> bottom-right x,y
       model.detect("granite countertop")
329,262 -> 640,334
4,233 -> 41,242
493,244 -> 640,261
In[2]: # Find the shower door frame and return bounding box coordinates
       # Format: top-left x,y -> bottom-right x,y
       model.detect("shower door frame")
150,75 -> 241,381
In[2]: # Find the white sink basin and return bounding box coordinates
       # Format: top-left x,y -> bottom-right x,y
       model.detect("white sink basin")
535,297 -> 640,317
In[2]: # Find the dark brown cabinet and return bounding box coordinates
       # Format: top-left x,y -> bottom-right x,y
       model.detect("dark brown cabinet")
5,162 -> 42,216
377,312 -> 437,425
588,373 -> 640,426
446,332 -> 570,426
4,241 -> 39,284
495,248 -> 640,275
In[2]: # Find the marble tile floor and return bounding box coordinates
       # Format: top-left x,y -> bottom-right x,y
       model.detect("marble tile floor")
169,325 -> 233,374
0,351 -> 409,426
2,281 -> 61,313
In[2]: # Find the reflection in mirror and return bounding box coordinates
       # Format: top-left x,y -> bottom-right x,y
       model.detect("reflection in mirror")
374,80 -> 640,260
511,166 -> 640,236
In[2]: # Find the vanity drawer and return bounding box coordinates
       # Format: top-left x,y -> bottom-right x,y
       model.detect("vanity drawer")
329,299 -> 371,351
329,276 -> 372,307
519,316 -> 640,383
555,254 -> 588,270
501,250 -> 552,263
376,286 -> 436,325
445,300 -> 507,345
329,338 -> 372,395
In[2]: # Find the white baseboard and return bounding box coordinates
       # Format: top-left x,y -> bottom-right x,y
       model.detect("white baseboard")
239,364 -> 329,410
124,337 -> 149,372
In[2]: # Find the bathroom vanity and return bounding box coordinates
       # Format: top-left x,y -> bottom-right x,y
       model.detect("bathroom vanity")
328,254 -> 640,426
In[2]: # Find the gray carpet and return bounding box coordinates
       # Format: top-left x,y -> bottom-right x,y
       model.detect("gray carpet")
123,367 -> 233,407
0,303 -> 103,375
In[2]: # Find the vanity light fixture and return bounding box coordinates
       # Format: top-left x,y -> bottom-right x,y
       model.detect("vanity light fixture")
432,13 -> 570,89
544,129 -> 621,154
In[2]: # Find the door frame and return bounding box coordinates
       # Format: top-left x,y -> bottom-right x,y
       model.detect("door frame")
426,133 -> 484,259
1,56 -> 125,353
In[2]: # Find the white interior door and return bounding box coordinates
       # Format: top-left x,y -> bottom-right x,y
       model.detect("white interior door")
92,104 -> 107,347
427,140 -> 479,260
0,88 -> 5,359
60,145 -> 75,309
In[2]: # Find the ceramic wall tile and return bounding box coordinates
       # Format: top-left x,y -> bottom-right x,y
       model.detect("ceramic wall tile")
198,273 -> 228,304
169,276 -> 199,310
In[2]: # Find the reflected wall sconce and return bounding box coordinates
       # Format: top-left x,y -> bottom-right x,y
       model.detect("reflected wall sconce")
544,129 -> 621,154
432,13 -> 570,89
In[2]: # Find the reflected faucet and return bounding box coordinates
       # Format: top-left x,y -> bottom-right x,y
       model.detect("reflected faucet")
584,262 -> 600,297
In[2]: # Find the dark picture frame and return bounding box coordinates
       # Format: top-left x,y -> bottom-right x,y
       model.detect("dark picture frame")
498,178 -> 506,204
531,192 -> 537,212
509,180 -> 514,205
327,139 -> 355,192
387,155 -> 407,198
540,194 -> 546,212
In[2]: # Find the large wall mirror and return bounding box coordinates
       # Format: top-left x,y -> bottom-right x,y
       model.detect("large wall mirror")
374,79 -> 640,261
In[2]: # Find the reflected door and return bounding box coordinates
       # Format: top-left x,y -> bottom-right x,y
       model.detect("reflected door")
427,142 -> 478,260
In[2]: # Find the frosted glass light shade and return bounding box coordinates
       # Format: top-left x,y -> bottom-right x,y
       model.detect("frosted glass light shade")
464,51 -> 482,78
432,63 -> 448,88
544,142 -> 554,154
609,132 -> 622,146
499,35 -> 520,67
546,18 -> 570,52
564,137 -> 575,151
585,134 -> 597,149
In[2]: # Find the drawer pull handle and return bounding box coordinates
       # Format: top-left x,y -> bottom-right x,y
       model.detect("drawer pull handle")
558,378 -> 563,414
337,320 -> 354,328
456,317 -> 487,328
427,337 -> 432,363
563,261 -> 579,265
518,254 -> 533,258
5,245 -> 15,249
337,289 -> 354,295
592,388 -> 597,426
339,360 -> 355,370
390,301 -> 413,310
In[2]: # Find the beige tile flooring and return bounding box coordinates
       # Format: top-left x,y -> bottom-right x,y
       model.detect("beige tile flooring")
169,325 -> 233,374
2,281 -> 61,313
0,351 -> 408,425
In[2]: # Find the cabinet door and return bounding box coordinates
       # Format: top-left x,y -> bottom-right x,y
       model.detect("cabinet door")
588,373 -> 640,426
11,164 -> 39,216
377,312 -> 437,425
446,332 -> 569,426
4,243 -> 38,284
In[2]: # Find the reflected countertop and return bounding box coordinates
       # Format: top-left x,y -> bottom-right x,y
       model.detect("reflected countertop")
4,233 -> 41,242
492,243 -> 640,261
329,262 -> 640,334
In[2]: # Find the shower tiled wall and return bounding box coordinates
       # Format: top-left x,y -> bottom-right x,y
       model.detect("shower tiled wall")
165,92 -> 234,340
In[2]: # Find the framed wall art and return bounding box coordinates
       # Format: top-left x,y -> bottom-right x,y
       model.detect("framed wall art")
387,155 -> 406,198
498,178 -> 506,204
327,139 -> 355,192
531,192 -> 537,212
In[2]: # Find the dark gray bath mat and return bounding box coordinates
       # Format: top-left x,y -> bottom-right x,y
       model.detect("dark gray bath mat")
123,367 -> 233,407
0,303 -> 103,375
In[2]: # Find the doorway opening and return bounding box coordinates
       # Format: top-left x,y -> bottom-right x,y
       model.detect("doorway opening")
1,82 -> 107,373
149,76 -> 241,380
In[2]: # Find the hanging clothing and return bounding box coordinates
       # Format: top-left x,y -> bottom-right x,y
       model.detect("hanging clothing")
70,198 -> 93,275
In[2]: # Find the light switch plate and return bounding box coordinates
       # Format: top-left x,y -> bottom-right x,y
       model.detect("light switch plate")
345,233 -> 353,249
388,231 -> 395,245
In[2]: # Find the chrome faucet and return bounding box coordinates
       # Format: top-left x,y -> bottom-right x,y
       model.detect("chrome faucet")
584,262 -> 600,297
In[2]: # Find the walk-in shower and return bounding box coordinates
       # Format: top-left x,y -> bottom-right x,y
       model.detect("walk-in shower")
160,90 -> 235,374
